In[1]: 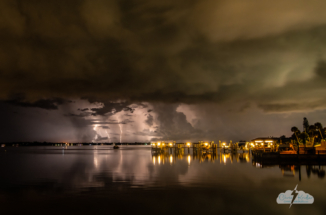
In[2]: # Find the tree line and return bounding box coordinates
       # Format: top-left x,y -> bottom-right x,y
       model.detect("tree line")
290,117 -> 325,145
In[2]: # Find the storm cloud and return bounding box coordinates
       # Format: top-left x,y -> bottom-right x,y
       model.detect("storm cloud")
1,0 -> 326,142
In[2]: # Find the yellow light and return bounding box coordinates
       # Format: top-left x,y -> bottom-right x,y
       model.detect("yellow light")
169,143 -> 172,146
158,142 -> 160,146
222,143 -> 225,146
187,143 -> 190,146
261,143 -> 264,145
255,140 -> 263,143
162,143 -> 165,146
205,143 -> 208,146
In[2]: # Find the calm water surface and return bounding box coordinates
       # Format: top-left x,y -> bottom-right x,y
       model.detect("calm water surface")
0,146 -> 325,214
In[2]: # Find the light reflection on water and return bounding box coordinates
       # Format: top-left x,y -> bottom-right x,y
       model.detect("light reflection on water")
0,146 -> 325,214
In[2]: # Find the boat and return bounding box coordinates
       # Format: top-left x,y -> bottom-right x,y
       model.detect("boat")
315,140 -> 326,154
298,139 -> 315,154
278,144 -> 297,154
113,143 -> 119,149
238,140 -> 249,153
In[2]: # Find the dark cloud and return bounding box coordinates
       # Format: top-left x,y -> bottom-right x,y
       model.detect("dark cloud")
88,100 -> 133,116
258,99 -> 326,113
145,114 -> 154,126
65,112 -> 92,117
120,119 -> 134,124
2,0 -> 326,142
5,95 -> 66,110
1,0 -> 326,110
123,107 -> 134,113
315,60 -> 326,79
95,135 -> 108,141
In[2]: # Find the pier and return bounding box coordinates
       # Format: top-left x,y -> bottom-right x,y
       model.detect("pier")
151,141 -> 219,155
151,140 -> 326,166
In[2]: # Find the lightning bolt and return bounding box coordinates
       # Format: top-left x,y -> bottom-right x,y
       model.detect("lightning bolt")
289,184 -> 298,208
106,130 -> 111,143
116,116 -> 122,143
93,125 -> 98,142
118,123 -> 122,143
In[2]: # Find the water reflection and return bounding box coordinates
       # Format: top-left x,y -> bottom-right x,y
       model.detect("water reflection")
306,165 -> 325,178
1,146 -> 326,215
252,159 -> 326,180
151,149 -> 250,165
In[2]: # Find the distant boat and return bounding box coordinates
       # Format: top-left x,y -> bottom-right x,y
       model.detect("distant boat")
113,143 -> 119,149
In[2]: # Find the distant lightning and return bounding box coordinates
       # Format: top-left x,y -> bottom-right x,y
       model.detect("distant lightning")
93,125 -> 98,142
290,184 -> 299,208
118,123 -> 122,143
106,130 -> 111,143
116,116 -> 122,143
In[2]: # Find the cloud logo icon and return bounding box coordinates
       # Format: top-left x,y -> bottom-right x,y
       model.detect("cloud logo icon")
277,185 -> 314,208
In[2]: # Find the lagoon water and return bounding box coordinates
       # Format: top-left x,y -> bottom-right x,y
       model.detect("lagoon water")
0,146 -> 325,214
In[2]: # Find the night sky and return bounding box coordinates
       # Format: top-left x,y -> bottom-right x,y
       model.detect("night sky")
1,0 -> 326,143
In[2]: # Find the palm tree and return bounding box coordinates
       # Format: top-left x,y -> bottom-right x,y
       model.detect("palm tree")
308,125 -> 316,144
280,135 -> 286,144
299,132 -> 309,147
303,117 -> 309,132
291,126 -> 300,144
314,122 -> 324,140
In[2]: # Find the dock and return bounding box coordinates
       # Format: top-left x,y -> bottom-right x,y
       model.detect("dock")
252,150 -> 326,165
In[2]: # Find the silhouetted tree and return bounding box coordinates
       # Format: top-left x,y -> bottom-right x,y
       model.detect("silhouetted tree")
299,132 -> 309,146
291,126 -> 300,144
303,117 -> 309,132
308,125 -> 316,144
280,135 -> 286,144
314,122 -> 324,140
